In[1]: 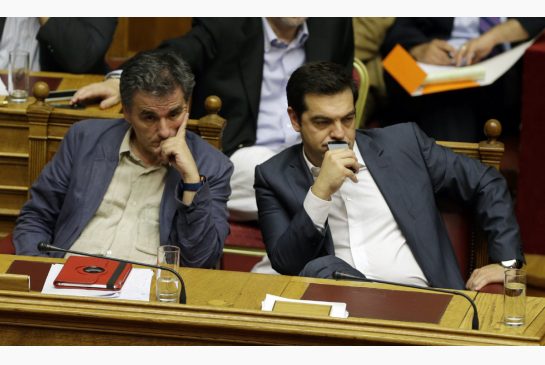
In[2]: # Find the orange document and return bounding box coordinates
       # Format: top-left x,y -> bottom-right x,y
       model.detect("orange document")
382,44 -> 480,96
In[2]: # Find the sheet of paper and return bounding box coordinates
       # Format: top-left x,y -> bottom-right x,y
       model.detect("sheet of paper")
413,38 -> 536,96
41,264 -> 153,301
261,293 -> 349,319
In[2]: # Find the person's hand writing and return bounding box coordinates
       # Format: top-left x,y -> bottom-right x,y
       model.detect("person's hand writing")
409,39 -> 456,65
311,148 -> 361,201
454,34 -> 497,66
465,263 -> 505,291
71,78 -> 121,109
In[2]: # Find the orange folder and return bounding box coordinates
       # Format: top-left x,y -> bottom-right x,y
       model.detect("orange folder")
383,44 -> 480,96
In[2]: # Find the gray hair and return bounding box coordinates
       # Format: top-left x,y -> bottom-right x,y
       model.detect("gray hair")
120,48 -> 195,110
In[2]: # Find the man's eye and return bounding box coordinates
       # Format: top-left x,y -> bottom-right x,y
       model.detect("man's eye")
342,116 -> 355,125
169,111 -> 181,119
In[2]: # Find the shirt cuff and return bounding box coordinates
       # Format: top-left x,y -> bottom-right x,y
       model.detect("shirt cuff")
303,187 -> 331,233
104,69 -> 122,80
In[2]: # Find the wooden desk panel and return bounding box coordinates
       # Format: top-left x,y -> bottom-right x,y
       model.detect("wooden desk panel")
1,254 -> 545,345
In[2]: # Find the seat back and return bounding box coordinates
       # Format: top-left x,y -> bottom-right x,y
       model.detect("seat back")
352,58 -> 370,129
436,119 -> 504,280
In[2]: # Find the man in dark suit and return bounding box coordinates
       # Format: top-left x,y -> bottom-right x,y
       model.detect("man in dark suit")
0,17 -> 117,74
254,61 -> 523,290
14,49 -> 233,268
379,17 -> 545,142
72,18 -> 353,223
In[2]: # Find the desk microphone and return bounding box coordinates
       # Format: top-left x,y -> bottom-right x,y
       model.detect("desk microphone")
333,271 -> 479,330
37,242 -> 187,304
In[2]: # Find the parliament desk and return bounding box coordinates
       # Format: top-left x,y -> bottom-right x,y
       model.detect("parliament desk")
1,254 -> 545,346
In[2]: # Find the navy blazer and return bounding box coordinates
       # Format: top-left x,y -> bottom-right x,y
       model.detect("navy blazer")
160,18 -> 354,156
13,119 -> 233,268
254,123 -> 523,289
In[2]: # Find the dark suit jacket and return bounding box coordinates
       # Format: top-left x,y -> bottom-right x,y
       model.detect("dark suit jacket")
160,18 -> 354,156
0,17 -> 117,74
13,119 -> 233,268
254,123 -> 523,290
381,17 -> 545,56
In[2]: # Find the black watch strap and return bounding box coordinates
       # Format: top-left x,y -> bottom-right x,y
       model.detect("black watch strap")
179,176 -> 206,192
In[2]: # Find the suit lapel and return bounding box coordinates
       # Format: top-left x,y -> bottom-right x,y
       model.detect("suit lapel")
286,145 -> 335,254
305,19 -> 326,62
238,19 -> 264,123
82,129 -> 125,224
286,145 -> 313,206
357,132 -> 415,225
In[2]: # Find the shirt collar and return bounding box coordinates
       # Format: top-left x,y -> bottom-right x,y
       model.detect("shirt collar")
119,127 -> 149,168
262,18 -> 309,52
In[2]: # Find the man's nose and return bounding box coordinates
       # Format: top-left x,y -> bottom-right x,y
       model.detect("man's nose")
157,119 -> 171,138
330,120 -> 345,139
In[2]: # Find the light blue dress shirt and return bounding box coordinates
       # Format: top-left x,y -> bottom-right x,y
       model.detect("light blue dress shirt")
255,18 -> 309,151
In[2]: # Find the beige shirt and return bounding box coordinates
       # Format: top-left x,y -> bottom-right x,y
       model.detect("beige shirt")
69,128 -> 167,264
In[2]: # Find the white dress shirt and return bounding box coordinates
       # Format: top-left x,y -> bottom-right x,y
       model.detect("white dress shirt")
302,141 -> 429,286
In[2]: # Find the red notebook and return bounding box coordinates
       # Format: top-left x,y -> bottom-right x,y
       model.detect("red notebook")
54,256 -> 132,291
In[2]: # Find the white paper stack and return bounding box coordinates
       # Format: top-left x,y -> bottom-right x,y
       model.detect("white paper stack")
261,294 -> 349,318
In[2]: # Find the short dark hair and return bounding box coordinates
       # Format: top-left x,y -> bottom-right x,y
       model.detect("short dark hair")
120,48 -> 195,110
286,61 -> 357,120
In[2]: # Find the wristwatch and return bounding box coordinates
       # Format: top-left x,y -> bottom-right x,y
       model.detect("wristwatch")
499,259 -> 523,269
179,176 -> 206,192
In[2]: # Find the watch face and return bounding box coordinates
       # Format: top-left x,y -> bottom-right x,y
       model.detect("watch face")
501,260 -> 522,269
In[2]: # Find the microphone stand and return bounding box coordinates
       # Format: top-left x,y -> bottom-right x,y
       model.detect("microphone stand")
333,271 -> 479,330
38,242 -> 187,304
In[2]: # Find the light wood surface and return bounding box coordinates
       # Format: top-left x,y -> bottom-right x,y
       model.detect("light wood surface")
1,254 -> 544,345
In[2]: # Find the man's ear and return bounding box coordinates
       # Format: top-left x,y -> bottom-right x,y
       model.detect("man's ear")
288,107 -> 301,132
123,107 -> 132,126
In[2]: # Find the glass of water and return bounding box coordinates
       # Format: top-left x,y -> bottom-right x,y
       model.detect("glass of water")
503,269 -> 526,326
8,50 -> 30,103
156,245 -> 181,303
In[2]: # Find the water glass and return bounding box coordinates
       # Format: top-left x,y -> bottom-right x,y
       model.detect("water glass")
156,245 -> 181,303
8,50 -> 30,103
504,269 -> 526,326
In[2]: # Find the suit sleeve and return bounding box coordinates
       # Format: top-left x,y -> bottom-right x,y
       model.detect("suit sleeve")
13,125 -> 78,256
36,17 -> 117,74
169,153 -> 233,268
512,17 -> 545,39
381,18 -> 434,56
412,123 -> 524,263
159,18 -> 227,76
254,164 -> 329,275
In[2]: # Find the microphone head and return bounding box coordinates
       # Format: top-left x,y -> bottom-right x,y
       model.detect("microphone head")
37,241 -> 52,252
